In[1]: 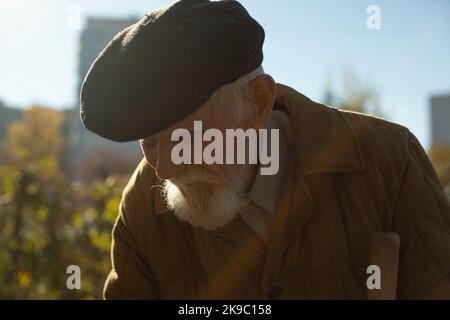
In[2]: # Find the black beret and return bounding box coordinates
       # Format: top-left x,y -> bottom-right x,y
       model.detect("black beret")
80,0 -> 265,142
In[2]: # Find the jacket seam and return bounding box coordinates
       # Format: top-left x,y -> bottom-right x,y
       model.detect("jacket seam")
389,131 -> 412,232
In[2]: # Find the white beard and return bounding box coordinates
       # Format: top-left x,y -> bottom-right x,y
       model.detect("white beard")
162,167 -> 249,231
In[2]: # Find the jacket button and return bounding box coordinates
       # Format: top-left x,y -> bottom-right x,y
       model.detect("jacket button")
267,286 -> 283,299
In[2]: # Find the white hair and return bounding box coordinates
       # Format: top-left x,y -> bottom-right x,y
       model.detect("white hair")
206,65 -> 265,123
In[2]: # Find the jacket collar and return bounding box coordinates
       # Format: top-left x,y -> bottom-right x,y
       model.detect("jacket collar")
275,83 -> 365,176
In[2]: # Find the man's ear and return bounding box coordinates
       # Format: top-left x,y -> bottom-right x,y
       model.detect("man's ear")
248,74 -> 277,128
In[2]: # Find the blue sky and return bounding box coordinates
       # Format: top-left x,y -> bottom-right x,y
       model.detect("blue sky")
0,0 -> 449,149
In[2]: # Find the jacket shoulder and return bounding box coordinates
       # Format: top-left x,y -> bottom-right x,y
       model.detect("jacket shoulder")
276,83 -> 413,174
338,109 -> 412,169
337,110 -> 418,218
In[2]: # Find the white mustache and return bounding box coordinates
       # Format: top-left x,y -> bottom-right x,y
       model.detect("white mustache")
162,169 -> 247,231
169,168 -> 222,185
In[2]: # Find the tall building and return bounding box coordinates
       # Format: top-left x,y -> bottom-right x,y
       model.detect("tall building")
430,94 -> 450,146
69,17 -> 141,181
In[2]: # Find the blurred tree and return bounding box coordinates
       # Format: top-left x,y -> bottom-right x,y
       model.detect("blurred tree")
0,105 -> 128,299
7,105 -> 64,161
79,146 -> 139,184
324,69 -> 383,117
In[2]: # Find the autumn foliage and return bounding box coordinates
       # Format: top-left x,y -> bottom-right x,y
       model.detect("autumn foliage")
0,106 -> 129,299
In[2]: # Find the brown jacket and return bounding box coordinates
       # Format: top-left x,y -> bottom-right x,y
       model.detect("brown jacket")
104,84 -> 450,299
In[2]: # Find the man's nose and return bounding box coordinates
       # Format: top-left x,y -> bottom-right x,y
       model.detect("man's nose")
155,152 -> 184,180
142,141 -> 183,180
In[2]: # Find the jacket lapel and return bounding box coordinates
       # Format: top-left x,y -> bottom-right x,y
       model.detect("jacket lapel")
261,152 -> 315,290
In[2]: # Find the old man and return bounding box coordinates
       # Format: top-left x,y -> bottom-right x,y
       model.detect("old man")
80,0 -> 450,299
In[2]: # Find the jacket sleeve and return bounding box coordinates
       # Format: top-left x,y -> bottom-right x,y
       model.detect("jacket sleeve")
393,132 -> 450,299
103,200 -> 160,299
